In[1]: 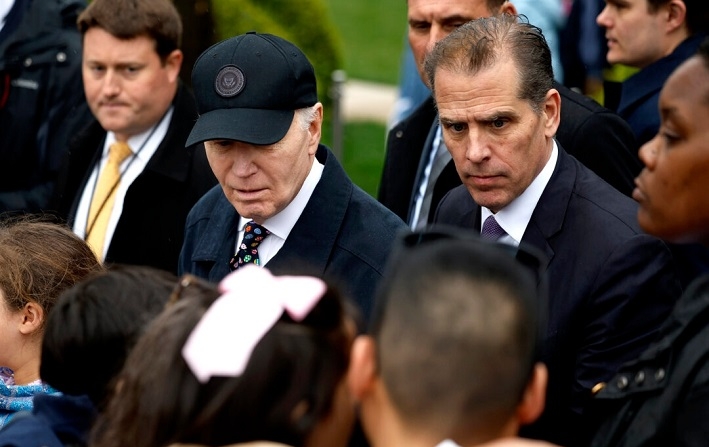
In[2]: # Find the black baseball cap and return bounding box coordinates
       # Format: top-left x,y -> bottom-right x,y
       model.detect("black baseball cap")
186,32 -> 318,146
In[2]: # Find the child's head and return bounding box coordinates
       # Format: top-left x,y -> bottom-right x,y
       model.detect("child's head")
92,266 -> 356,447
350,230 -> 548,446
40,265 -> 177,410
0,217 -> 104,384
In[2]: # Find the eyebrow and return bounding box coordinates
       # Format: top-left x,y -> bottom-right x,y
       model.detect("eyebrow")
439,110 -> 518,124
659,105 -> 687,127
409,14 -> 473,26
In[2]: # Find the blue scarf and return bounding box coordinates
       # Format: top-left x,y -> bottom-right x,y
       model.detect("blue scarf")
0,368 -> 60,429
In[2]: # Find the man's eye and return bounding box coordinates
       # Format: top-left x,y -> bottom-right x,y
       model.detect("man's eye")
492,119 -> 505,128
410,22 -> 430,31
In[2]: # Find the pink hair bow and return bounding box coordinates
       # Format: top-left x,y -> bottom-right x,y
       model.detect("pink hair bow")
182,265 -> 327,383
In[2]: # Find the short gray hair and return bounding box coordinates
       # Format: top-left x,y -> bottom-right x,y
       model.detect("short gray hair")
295,105 -> 319,130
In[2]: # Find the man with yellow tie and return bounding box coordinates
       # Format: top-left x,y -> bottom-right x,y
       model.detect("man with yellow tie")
51,0 -> 216,274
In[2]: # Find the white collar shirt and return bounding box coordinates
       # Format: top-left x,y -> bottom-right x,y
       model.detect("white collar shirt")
480,140 -> 558,247
73,106 -> 174,259
235,156 -> 324,266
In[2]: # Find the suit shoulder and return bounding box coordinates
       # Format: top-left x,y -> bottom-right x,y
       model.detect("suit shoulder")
387,96 -> 436,141
349,186 -> 407,234
186,185 -> 226,223
439,184 -> 475,209
335,187 -> 407,268
557,82 -> 607,113
570,165 -> 641,231
557,83 -> 632,131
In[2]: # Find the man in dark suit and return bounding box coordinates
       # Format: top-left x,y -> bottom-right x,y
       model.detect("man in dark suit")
51,0 -> 217,274
178,32 -> 406,325
427,15 -> 681,447
379,0 -> 641,230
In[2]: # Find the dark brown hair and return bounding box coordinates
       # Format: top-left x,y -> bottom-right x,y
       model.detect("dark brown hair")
91,273 -> 353,447
424,14 -> 553,113
647,0 -> 709,35
40,265 -> 176,410
0,216 -> 104,328
77,0 -> 182,60
371,232 -> 543,441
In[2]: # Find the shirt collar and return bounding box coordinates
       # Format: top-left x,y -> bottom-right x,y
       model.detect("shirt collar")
104,106 -> 174,163
481,140 -> 558,245
238,156 -> 324,240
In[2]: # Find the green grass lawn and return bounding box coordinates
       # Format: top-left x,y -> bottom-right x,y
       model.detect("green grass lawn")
324,0 -> 407,85
321,119 -> 387,197
322,0 -> 406,196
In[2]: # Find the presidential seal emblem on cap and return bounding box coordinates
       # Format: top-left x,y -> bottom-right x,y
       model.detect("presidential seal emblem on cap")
214,65 -> 245,98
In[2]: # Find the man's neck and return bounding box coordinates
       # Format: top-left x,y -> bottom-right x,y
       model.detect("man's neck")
661,29 -> 692,61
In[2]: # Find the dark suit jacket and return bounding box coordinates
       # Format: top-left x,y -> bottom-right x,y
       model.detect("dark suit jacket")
179,144 -> 407,323
434,148 -> 681,447
605,34 -> 706,148
51,83 -> 218,274
379,82 -> 641,224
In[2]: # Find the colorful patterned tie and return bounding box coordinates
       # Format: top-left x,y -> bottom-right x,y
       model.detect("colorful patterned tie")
229,221 -> 271,271
481,215 -> 507,241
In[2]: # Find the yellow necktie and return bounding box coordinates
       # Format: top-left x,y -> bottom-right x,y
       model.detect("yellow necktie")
86,141 -> 133,260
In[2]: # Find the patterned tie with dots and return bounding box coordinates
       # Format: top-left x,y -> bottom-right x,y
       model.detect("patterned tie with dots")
481,215 -> 507,241
229,221 -> 271,271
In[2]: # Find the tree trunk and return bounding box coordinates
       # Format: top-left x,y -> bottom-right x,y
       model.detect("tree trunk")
173,0 -> 217,88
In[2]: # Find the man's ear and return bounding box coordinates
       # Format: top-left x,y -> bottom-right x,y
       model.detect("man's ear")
19,301 -> 44,335
499,1 -> 518,16
543,88 -> 561,138
664,0 -> 687,33
307,102 -> 324,154
348,335 -> 378,402
516,363 -> 548,426
164,49 -> 184,83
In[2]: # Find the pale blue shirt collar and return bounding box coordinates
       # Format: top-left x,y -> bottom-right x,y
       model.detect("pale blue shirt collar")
236,156 -> 324,265
481,140 -> 558,246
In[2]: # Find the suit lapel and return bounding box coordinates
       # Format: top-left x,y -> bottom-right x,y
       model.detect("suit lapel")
267,145 -> 350,276
521,147 -> 577,267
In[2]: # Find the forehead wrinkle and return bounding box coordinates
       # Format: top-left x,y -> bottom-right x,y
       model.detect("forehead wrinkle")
436,78 -> 522,123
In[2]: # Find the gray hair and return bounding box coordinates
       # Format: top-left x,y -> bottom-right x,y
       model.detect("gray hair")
295,105 -> 319,130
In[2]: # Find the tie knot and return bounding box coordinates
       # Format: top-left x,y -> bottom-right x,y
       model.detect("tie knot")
230,221 -> 271,271
481,215 -> 507,241
243,221 -> 270,239
109,141 -> 133,165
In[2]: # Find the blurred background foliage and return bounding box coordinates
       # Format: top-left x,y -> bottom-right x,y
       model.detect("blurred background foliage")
174,0 -> 403,196
210,0 -> 344,104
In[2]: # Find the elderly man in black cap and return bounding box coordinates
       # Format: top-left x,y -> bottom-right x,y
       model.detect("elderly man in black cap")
179,32 -> 407,324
